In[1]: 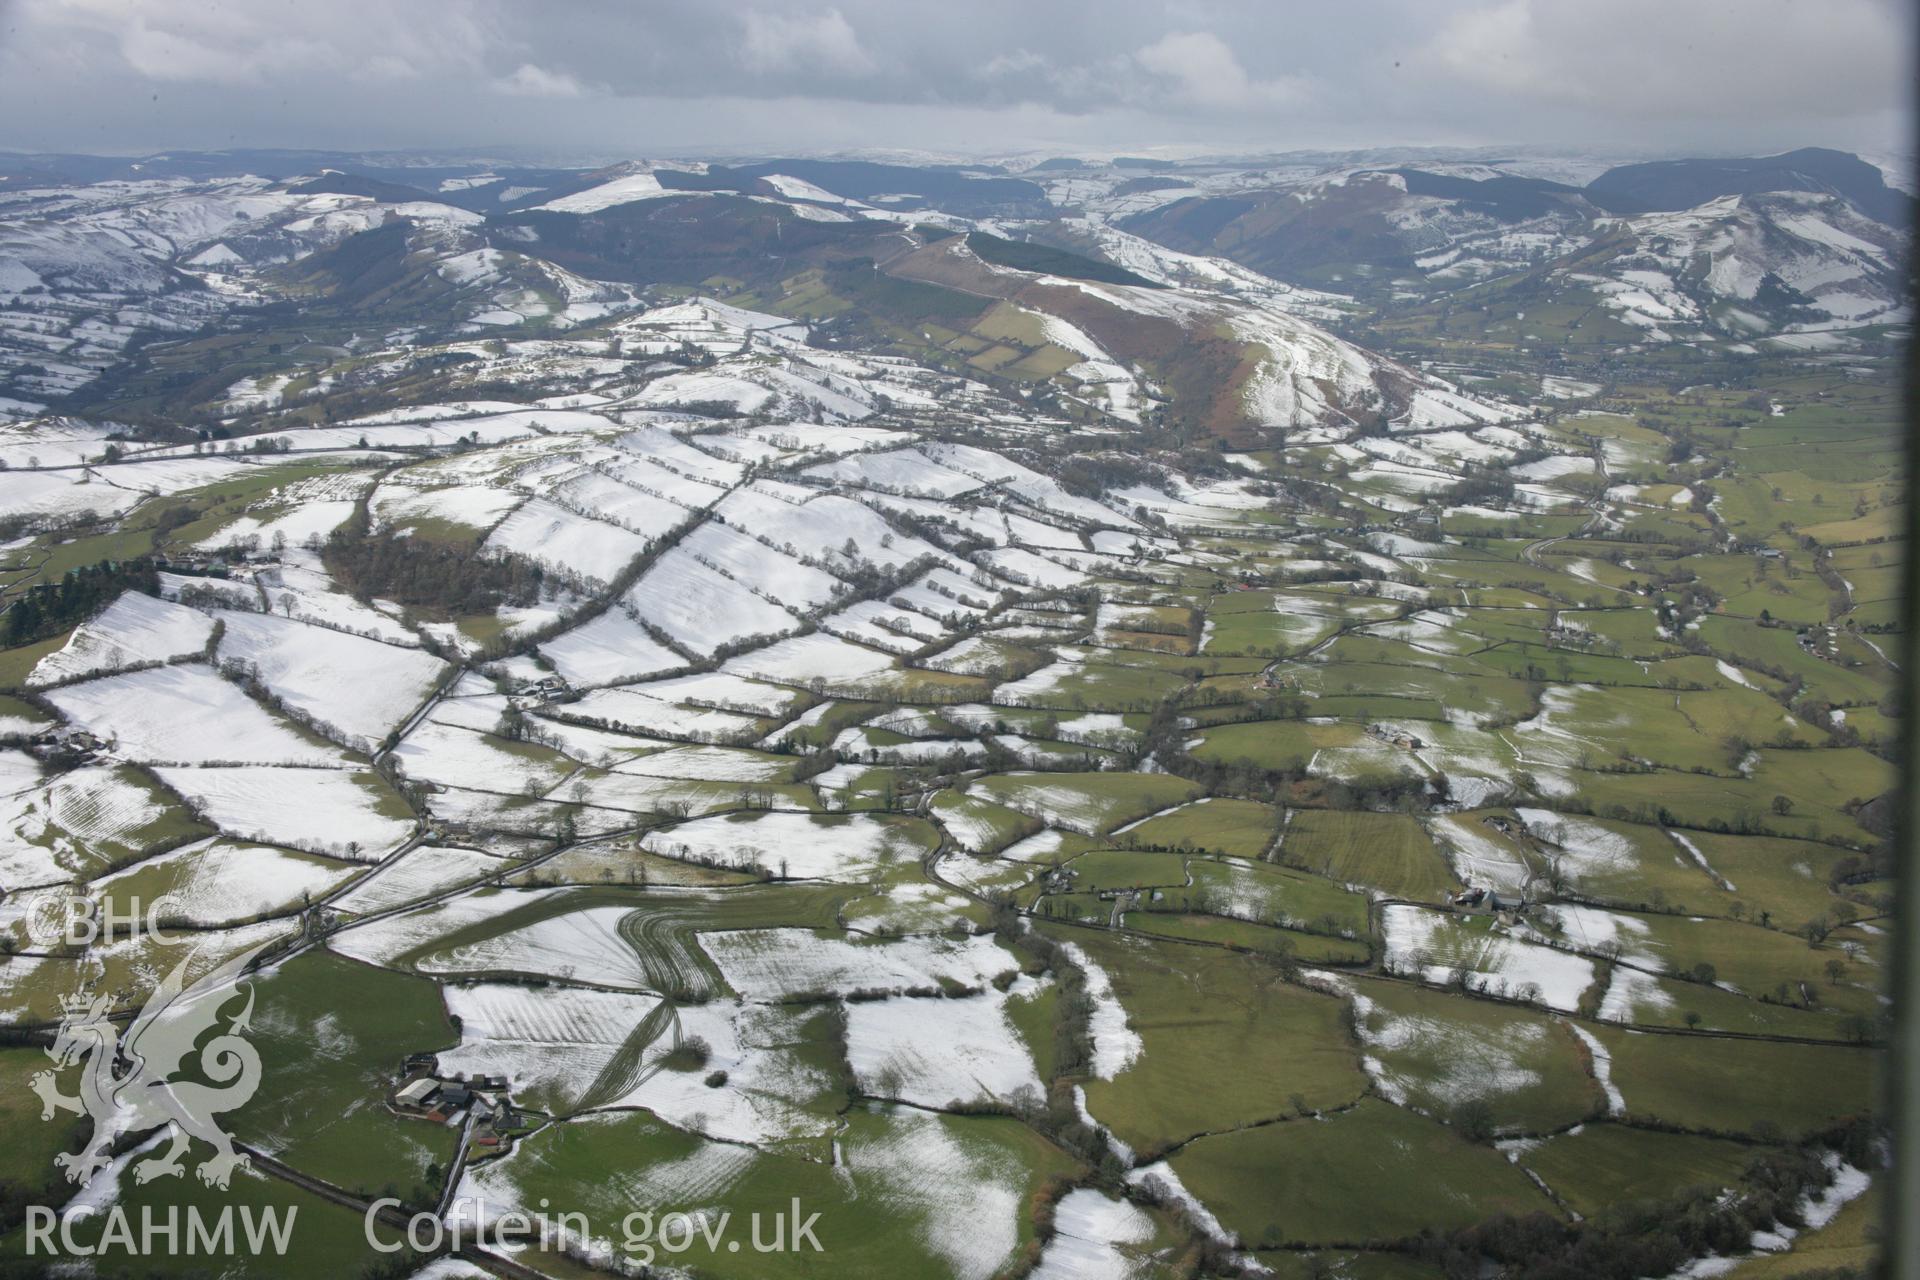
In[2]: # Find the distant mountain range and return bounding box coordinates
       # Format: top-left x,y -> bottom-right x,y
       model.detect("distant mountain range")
1110,147 -> 1908,339
0,144 -> 1905,440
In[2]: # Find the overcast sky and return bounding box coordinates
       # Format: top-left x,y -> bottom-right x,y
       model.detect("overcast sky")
0,0 -> 1909,163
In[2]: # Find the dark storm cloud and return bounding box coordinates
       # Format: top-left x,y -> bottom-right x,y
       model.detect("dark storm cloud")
0,0 -> 1908,159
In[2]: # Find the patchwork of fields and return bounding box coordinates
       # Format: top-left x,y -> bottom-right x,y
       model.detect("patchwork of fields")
0,179 -> 1900,1280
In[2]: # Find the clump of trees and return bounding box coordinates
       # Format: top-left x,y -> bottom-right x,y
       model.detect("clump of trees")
1440,469 -> 1516,507
324,521 -> 542,613
3,557 -> 159,647
1050,453 -> 1166,498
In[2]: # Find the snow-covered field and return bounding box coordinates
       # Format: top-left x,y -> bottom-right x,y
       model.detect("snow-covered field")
0,764 -> 168,887
394,720 -> 576,794
331,844 -> 510,914
437,981 -> 660,1108
845,986 -> 1044,1108
537,608 -> 683,687
484,497 -> 651,586
48,665 -> 344,766
153,765 -> 411,858
413,902 -> 654,987
95,837 -> 355,925
644,812 -> 916,879
701,928 -> 1017,1000
625,548 -> 798,657
841,1106 -> 1030,1280
29,591 -> 212,686
1030,1189 -> 1161,1280
215,611 -> 446,750
721,632 -> 898,688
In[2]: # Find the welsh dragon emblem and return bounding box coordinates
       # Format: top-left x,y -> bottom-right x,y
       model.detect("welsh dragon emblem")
31,944 -> 269,1190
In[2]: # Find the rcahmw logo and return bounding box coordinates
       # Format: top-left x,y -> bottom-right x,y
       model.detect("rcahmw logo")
24,891 -> 189,948
24,940 -> 294,1260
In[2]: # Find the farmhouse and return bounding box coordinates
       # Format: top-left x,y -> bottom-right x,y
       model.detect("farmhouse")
392,1066 -> 511,1118
1365,723 -> 1424,750
34,725 -> 102,752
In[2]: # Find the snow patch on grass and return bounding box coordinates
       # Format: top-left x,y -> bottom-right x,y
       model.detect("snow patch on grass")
1055,939 -> 1142,1078
1382,904 -> 1596,1011
1566,1023 -> 1624,1114
847,1107 -> 1025,1280
1597,964 -> 1674,1023
1030,1188 -> 1159,1280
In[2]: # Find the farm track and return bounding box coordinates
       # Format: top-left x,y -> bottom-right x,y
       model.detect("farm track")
615,904 -> 725,1000
576,995 -> 680,1112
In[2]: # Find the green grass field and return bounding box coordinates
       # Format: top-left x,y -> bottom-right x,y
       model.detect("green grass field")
973,771 -> 1203,836
1592,1027 -> 1878,1138
1606,911 -> 1884,1020
1191,719 -> 1360,772
1527,812 -> 1731,911
1519,1123 -> 1764,1217
0,630 -> 73,689
1259,1252 -> 1448,1279
1060,927 -> 1366,1155
1172,1099 -> 1557,1247
1124,912 -> 1371,964
1595,966 -> 1857,1039
230,949 -> 459,1198
1058,848 -> 1192,889
464,1105 -> 1081,1277
1351,977 -> 1602,1132
1122,796 -> 1281,858
0,1046 -> 91,1207
1181,856 -> 1370,934
1281,810 -> 1458,901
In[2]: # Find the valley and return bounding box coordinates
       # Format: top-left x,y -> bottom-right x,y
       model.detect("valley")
0,145 -> 1903,1280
